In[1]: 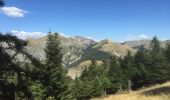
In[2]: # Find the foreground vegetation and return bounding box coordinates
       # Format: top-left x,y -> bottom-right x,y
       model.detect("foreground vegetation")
0,32 -> 72,99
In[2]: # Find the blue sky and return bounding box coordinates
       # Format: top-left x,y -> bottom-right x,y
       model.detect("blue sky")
0,0 -> 170,41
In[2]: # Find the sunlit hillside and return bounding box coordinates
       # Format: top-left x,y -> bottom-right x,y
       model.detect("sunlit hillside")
92,82 -> 170,100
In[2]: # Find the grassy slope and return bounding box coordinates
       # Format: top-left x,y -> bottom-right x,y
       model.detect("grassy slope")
92,81 -> 170,100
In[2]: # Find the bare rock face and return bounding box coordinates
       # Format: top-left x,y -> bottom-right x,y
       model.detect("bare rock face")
26,36 -> 95,67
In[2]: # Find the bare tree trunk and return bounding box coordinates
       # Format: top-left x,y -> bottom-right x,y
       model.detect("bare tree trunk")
102,89 -> 106,97
104,89 -> 106,96
119,83 -> 122,92
128,79 -> 132,92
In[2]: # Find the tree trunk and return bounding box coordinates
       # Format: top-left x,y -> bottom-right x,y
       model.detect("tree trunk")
128,79 -> 132,92
119,83 -> 122,92
102,89 -> 106,97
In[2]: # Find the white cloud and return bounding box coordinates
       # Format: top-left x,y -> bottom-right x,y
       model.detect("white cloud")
59,32 -> 69,37
0,6 -> 28,17
137,34 -> 148,40
127,34 -> 150,41
11,30 -> 46,40
120,41 -> 125,43
85,37 -> 92,39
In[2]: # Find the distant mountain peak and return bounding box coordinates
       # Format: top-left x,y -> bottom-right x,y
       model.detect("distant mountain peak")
100,39 -> 113,44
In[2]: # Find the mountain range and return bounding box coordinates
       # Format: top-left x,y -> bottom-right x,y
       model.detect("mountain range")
25,35 -> 169,78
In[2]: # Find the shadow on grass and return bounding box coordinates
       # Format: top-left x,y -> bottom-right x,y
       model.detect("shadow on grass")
141,86 -> 170,95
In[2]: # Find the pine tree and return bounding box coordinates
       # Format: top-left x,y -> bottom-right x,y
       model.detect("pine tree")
148,36 -> 168,84
121,51 -> 135,92
72,77 -> 90,100
99,75 -> 111,96
80,66 -> 90,81
132,45 -> 150,89
91,76 -> 102,97
79,60 -> 110,98
44,32 -> 70,100
150,36 -> 161,57
164,43 -> 170,80
107,56 -> 123,93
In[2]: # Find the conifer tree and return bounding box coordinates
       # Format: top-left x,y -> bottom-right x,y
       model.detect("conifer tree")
150,36 -> 161,57
72,77 -> 90,100
163,43 -> 170,80
80,66 -> 89,81
44,32 -> 70,100
121,51 -> 135,92
99,75 -> 111,96
107,56 -> 123,93
148,36 -> 168,84
132,45 -> 150,89
79,60 -> 110,98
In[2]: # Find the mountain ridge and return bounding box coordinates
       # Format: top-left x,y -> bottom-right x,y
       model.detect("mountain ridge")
25,35 -> 170,78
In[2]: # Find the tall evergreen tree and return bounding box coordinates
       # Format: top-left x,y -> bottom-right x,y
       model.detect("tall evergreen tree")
132,45 -> 150,89
148,36 -> 168,84
79,60 -> 110,98
150,36 -> 161,57
164,43 -> 170,80
107,56 -> 123,93
121,51 -> 135,92
99,75 -> 111,96
44,32 -> 70,100
72,77 -> 90,100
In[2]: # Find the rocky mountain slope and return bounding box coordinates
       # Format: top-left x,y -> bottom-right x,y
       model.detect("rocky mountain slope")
26,35 -> 170,78
26,36 -> 95,66
25,35 -> 137,78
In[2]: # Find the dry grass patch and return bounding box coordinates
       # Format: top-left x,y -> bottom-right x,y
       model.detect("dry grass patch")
92,81 -> 170,100
101,93 -> 170,100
